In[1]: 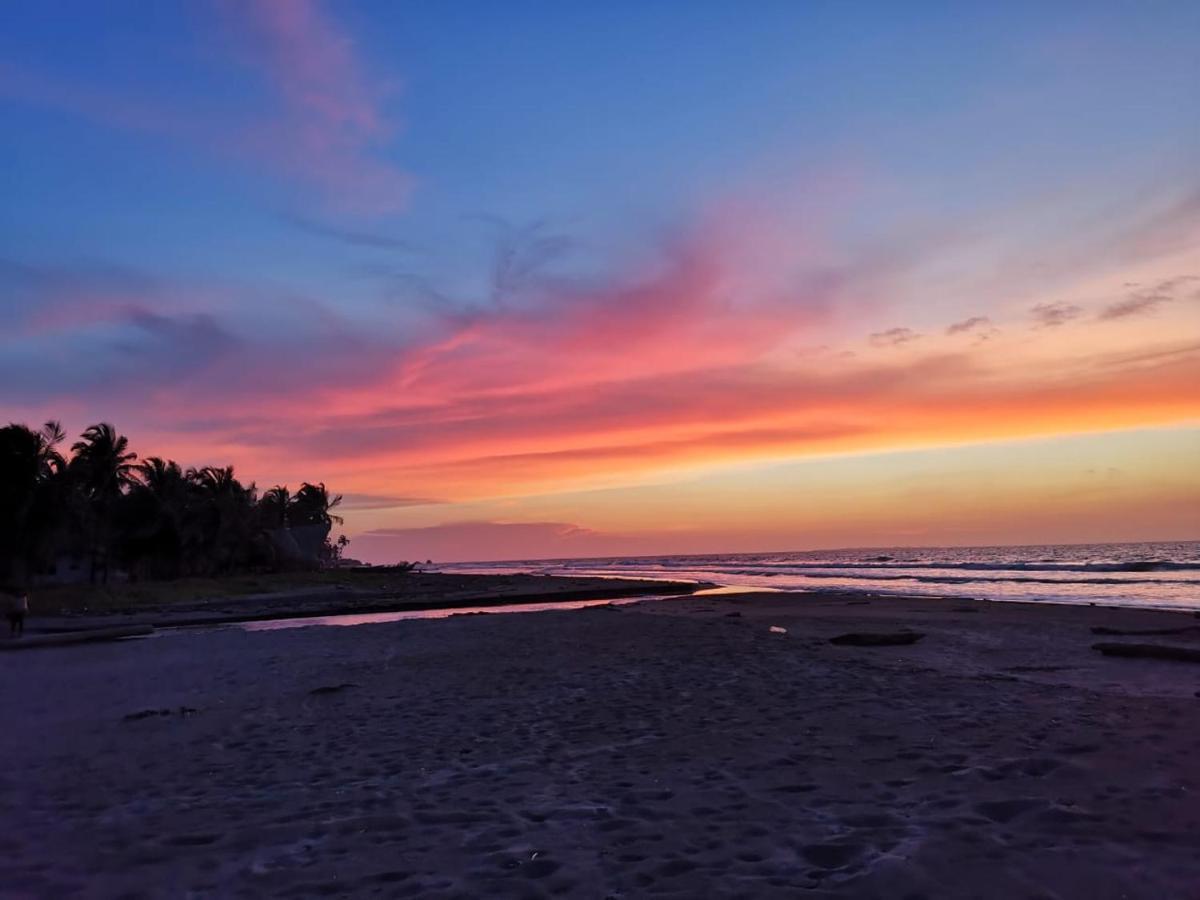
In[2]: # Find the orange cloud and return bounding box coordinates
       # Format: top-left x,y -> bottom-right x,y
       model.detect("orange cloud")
4,181 -> 1198,542
300,343 -> 1200,500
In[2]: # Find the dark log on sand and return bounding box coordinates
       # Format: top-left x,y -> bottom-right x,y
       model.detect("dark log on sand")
1092,642 -> 1200,663
1091,625 -> 1200,637
830,631 -> 925,647
0,625 -> 154,651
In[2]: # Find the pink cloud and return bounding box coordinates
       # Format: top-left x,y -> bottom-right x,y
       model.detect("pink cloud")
371,216 -> 841,409
5,183 -> 1199,517
290,345 -> 1200,495
223,0 -> 410,213
235,0 -> 385,136
0,1 -> 409,214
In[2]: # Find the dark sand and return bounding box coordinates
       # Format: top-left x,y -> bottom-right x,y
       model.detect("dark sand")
3,589 -> 1199,897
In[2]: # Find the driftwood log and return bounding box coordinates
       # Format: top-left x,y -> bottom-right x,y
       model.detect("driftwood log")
1091,642 -> 1200,663
830,632 -> 924,647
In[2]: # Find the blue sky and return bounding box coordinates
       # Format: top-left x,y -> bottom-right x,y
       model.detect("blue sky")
5,2 -> 1197,285
2,1 -> 1198,559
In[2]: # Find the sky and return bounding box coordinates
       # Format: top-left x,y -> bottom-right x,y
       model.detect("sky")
2,1 -> 1198,562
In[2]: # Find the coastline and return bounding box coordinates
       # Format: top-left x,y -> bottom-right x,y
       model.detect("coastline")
3,588 -> 1200,896
26,572 -> 706,632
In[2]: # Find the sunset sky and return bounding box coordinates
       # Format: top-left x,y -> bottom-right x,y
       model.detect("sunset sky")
2,1 -> 1198,562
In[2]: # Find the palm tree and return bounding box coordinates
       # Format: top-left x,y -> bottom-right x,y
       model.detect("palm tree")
290,482 -> 343,528
122,457 -> 190,579
259,485 -> 291,530
137,456 -> 184,492
0,421 -> 66,582
70,423 -> 138,583
288,482 -> 344,565
187,465 -> 262,575
2,417 -> 350,582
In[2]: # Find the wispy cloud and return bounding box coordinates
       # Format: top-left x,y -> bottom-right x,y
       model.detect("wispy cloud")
282,214 -> 415,250
1098,291 -> 1172,320
474,218 -> 577,308
223,0 -> 410,213
1030,301 -> 1083,328
1154,275 -> 1200,294
0,259 -> 398,406
339,493 -> 443,510
0,1 -> 409,214
869,327 -> 921,347
945,315 -> 1001,344
0,305 -> 239,399
1098,275 -> 1197,320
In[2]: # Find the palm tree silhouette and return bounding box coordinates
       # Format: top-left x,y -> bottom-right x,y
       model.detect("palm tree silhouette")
70,423 -> 137,583
3,420 -> 353,583
124,457 -> 190,579
288,483 -> 343,564
290,482 -> 343,528
260,485 -> 291,530
0,421 -> 67,583
187,466 -> 260,575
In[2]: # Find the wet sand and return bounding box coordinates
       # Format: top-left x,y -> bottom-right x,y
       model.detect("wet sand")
3,591 -> 1199,897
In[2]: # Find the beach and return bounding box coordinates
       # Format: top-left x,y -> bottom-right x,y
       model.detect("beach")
3,587 -> 1200,897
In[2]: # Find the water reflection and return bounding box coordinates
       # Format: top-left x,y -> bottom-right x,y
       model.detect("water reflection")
235,595 -> 656,632
160,585 -> 769,636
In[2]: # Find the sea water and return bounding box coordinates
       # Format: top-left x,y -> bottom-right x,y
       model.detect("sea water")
446,541 -> 1200,610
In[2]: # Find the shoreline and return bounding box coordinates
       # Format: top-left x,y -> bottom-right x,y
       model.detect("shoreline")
24,573 -> 707,633
23,573 -> 1200,638
443,541 -> 1200,613
663,587 -> 1200,619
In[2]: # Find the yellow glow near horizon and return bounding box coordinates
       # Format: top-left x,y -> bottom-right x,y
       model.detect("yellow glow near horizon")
346,427 -> 1199,561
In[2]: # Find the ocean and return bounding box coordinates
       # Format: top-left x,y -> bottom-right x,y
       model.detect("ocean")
446,541 -> 1200,610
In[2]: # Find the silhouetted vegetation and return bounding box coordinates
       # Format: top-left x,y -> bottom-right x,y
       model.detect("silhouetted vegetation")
0,420 -> 347,586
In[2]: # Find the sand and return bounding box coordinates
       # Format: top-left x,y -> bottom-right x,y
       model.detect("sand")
3,589 -> 1199,898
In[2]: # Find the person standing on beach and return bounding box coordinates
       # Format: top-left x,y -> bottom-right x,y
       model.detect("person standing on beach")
3,587 -> 28,638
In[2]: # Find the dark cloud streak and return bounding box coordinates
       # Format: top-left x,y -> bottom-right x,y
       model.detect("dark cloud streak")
948,316 -> 1000,344
869,327 -> 921,347
1030,302 -> 1083,328
282,214 -> 416,251
1098,275 -> 1197,320
340,493 -> 444,510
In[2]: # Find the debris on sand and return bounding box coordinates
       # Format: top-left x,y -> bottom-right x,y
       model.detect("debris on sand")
123,706 -> 198,722
1091,643 -> 1200,663
769,625 -> 788,634
308,683 -> 360,695
830,632 -> 924,647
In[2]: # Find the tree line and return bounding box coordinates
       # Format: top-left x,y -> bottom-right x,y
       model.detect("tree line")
0,420 -> 346,585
